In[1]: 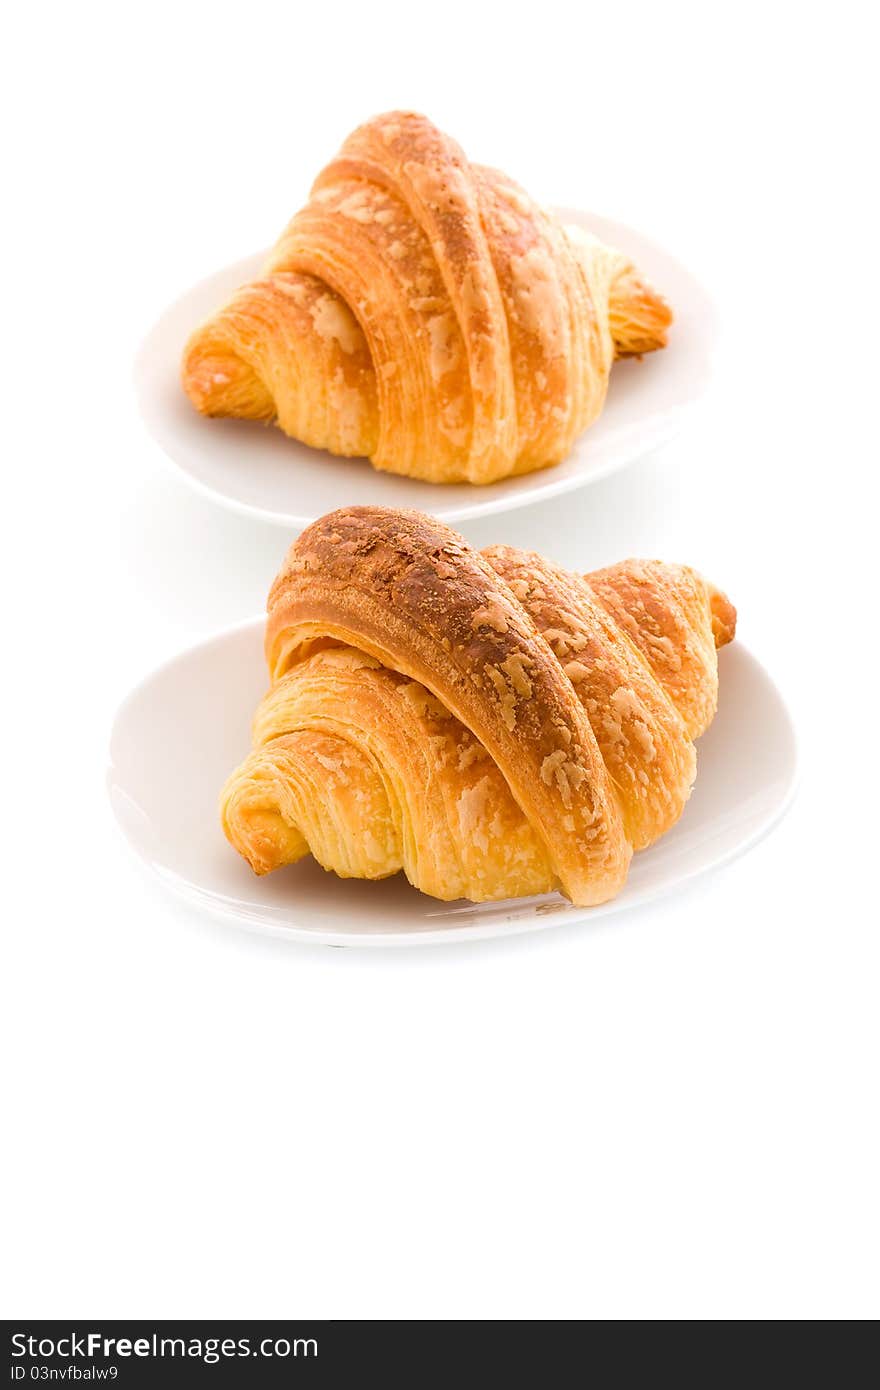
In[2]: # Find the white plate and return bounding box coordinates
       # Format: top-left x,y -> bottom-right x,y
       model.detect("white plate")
135,209 -> 717,528
108,620 -> 796,948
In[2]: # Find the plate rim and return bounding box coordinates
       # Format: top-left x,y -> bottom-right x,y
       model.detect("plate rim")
134,206 -> 718,528
108,618 -> 798,949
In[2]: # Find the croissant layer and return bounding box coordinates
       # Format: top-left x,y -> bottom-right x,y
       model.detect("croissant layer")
183,111 -> 672,484
222,508 -> 734,907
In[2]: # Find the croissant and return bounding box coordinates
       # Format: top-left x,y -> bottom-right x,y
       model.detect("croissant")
221,508 -> 735,906
182,111 -> 672,485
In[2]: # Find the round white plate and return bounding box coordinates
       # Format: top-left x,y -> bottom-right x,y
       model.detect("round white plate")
108,621 -> 796,948
135,209 -> 717,528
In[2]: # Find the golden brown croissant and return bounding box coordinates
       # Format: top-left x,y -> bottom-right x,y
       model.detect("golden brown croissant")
221,508 -> 735,906
183,111 -> 672,484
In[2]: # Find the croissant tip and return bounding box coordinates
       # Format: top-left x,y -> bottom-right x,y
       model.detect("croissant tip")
710,589 -> 737,649
611,285 -> 673,357
182,338 -> 276,423
180,366 -> 213,415
181,341 -> 229,415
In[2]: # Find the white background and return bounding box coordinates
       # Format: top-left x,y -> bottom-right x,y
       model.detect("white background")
3,0 -> 878,1320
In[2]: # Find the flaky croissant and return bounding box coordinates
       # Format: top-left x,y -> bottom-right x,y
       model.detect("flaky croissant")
183,111 -> 671,485
221,508 -> 735,906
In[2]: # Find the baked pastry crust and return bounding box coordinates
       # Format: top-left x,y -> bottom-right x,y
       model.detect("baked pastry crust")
222,508 -> 735,906
182,111 -> 671,484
